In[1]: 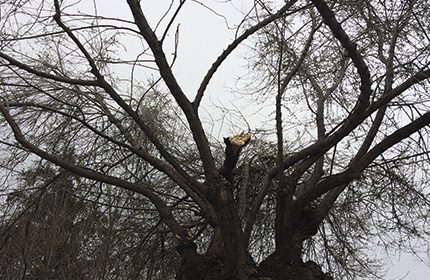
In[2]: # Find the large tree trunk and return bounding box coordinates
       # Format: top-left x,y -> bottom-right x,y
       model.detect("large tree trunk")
176,203 -> 332,280
176,135 -> 332,279
176,246 -> 332,280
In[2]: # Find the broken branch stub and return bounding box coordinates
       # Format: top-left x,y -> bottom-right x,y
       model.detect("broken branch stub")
220,132 -> 251,181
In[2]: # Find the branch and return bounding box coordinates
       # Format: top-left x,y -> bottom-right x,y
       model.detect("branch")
276,28 -> 286,193
368,69 -> 430,113
0,103 -> 189,241
5,101 -> 212,218
279,68 -> 430,174
127,0 -> 217,179
161,0 -> 187,43
276,21 -> 318,188
280,68 -> 430,210
311,0 -> 372,112
349,10 -> 400,161
244,166 -> 278,242
193,0 -> 299,109
274,67 -> 430,217
0,52 -> 98,86
219,132 -> 251,182
314,107 -> 388,220
357,111 -> 430,170
52,0 -> 199,188
296,110 -> 430,207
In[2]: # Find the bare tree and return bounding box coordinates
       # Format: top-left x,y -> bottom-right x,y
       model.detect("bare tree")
1,0 -> 429,279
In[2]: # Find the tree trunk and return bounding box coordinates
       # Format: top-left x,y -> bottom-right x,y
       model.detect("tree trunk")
177,247 -> 332,280
176,235 -> 257,280
254,188 -> 331,280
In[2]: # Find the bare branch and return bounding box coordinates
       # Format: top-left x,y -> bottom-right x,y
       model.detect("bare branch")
311,0 -> 372,112
0,52 -> 98,86
52,0 -> 200,188
4,101 -> 212,218
193,0 -> 300,109
161,0 -> 187,43
127,0 -> 217,179
0,103 -> 189,241
369,69 -> 430,113
296,110 -> 430,207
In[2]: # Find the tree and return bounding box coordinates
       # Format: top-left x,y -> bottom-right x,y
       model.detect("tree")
1,0 -> 430,279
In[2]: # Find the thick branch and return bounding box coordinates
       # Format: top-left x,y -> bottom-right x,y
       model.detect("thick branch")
274,67 -> 430,217
368,69 -> 430,113
127,0 -> 217,179
276,22 -> 318,187
276,27 -> 286,192
279,69 -> 429,213
52,0 -> 199,190
357,111 -> 430,170
0,103 -> 188,241
5,101 -> 214,222
279,68 -> 430,174
219,132 -> 251,182
311,0 -> 372,112
244,22 -> 319,238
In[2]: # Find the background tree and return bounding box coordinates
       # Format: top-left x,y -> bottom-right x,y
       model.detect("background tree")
1,0 -> 430,279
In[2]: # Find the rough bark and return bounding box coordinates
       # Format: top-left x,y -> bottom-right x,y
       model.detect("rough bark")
177,248 -> 332,280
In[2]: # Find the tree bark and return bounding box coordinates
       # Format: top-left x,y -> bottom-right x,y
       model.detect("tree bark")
177,246 -> 332,280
